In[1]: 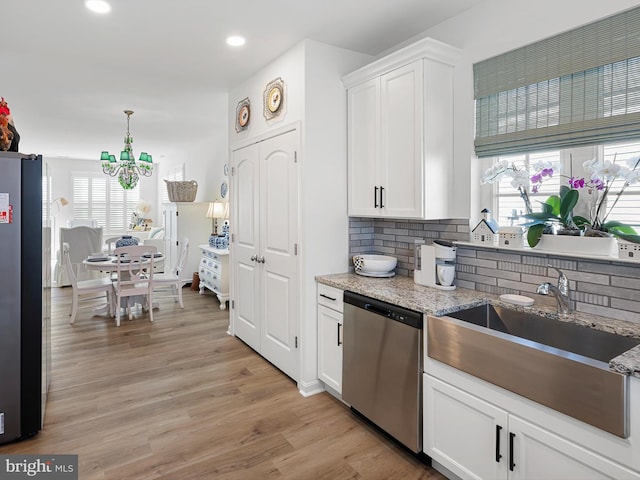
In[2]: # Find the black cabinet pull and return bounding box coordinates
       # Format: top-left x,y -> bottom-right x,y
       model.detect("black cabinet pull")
380,186 -> 384,208
495,425 -> 502,462
337,323 -> 342,346
509,432 -> 516,471
319,293 -> 336,301
374,186 -> 379,208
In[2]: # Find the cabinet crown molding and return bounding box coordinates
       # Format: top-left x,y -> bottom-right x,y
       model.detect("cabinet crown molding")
342,37 -> 461,88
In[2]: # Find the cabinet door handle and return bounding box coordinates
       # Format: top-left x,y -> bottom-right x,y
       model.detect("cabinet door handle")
509,432 -> 516,471
250,255 -> 257,262
380,186 -> 384,208
495,425 -> 502,462
319,293 -> 336,301
374,186 -> 379,208
337,322 -> 343,346
258,256 -> 266,264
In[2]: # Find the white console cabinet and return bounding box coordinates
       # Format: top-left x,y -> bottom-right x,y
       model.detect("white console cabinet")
198,245 -> 229,309
317,284 -> 344,395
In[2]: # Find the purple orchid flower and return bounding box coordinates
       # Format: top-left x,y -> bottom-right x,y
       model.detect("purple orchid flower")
569,177 -> 585,189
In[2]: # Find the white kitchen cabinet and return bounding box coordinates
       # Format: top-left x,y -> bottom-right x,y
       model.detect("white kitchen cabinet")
198,245 -> 229,309
317,284 -> 344,394
343,37 -> 460,219
162,202 -> 211,283
424,374 -> 640,480
231,129 -> 299,381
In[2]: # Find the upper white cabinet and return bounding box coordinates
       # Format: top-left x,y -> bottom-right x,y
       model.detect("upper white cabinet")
343,38 -> 460,219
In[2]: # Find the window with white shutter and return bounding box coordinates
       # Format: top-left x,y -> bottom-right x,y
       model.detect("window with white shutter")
71,172 -> 139,232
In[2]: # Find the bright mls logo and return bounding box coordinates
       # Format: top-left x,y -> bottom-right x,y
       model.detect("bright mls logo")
0,455 -> 77,479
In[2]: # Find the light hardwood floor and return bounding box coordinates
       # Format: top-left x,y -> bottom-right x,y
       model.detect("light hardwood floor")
0,287 -> 445,480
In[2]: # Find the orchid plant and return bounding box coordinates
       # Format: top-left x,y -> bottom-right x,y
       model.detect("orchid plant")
523,155 -> 640,247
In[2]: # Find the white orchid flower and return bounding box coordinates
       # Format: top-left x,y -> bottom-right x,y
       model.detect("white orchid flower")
623,168 -> 640,185
590,160 -> 621,182
583,157 -> 599,171
625,155 -> 640,170
511,170 -> 530,188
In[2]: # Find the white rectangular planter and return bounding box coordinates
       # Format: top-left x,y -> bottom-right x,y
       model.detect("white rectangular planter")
536,234 -> 618,257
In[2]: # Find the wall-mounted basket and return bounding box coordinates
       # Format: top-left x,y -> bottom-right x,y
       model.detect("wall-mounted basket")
165,180 -> 198,202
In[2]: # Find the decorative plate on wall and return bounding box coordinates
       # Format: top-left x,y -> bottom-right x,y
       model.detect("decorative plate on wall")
263,77 -> 285,120
220,181 -> 228,199
235,97 -> 250,133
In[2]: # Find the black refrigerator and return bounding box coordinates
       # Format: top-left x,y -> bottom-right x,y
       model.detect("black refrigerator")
0,151 -> 50,444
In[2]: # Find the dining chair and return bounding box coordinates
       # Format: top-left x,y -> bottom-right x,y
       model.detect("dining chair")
152,238 -> 189,308
63,242 -> 114,325
55,226 -> 104,286
112,245 -> 157,326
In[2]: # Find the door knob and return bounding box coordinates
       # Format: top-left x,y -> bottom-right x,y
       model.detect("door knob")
258,256 -> 266,263
250,255 -> 257,262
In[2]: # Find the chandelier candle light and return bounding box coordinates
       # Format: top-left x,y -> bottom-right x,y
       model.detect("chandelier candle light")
101,110 -> 153,189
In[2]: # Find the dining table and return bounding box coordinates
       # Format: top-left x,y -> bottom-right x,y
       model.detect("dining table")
82,253 -> 165,315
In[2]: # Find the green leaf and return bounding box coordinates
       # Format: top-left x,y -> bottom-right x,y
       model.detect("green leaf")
559,185 -> 571,198
543,196 -> 560,215
527,224 -> 545,247
573,216 -> 591,228
616,233 -> 640,244
605,222 -> 638,236
559,189 -> 579,219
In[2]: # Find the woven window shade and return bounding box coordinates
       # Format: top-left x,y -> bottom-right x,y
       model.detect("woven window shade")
474,6 -> 640,158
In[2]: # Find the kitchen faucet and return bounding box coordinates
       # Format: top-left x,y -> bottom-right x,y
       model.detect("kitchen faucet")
536,266 -> 573,315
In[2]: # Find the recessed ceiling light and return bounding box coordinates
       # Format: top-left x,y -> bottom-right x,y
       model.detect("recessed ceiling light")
85,0 -> 111,14
226,36 -> 246,47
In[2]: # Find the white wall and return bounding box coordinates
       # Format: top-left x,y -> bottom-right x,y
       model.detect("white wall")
399,0 -> 640,225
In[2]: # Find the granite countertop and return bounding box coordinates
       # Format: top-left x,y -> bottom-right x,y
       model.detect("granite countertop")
316,273 -> 640,378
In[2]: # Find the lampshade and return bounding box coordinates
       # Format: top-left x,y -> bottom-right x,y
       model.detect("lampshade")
206,202 -> 227,219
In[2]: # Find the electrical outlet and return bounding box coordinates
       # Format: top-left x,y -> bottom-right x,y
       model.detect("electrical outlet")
0,412 -> 4,434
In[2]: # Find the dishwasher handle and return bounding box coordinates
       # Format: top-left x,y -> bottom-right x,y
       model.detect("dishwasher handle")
344,291 -> 422,329
364,303 -> 392,317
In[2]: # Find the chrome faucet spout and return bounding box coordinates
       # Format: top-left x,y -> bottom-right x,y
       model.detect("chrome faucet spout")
537,266 -> 573,315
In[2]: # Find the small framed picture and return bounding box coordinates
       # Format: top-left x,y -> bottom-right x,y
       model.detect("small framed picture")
263,77 -> 284,120
235,97 -> 250,133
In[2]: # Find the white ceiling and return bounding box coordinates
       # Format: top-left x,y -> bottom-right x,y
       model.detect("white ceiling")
1,0 -> 484,161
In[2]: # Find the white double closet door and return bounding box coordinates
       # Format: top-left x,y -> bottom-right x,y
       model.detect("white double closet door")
232,129 -> 299,381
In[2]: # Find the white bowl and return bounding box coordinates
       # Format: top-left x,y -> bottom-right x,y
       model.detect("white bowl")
353,254 -> 397,273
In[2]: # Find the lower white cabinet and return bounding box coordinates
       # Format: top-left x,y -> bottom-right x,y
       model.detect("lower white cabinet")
424,374 -> 640,480
317,284 -> 343,394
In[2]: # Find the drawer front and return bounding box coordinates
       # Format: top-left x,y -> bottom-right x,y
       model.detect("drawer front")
201,256 -> 222,272
203,249 -> 221,262
317,284 -> 343,312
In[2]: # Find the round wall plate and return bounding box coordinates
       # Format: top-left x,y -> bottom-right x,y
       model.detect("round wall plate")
220,181 -> 228,198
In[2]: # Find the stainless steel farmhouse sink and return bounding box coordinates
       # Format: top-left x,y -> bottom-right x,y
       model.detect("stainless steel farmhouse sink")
427,304 -> 640,438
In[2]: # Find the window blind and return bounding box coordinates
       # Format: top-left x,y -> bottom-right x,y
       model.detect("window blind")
72,172 -> 139,231
474,6 -> 640,158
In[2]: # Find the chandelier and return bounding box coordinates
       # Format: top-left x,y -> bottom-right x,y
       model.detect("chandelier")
100,110 -> 153,189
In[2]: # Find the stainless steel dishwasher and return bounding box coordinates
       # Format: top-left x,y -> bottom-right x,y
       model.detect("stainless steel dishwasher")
342,291 -> 423,453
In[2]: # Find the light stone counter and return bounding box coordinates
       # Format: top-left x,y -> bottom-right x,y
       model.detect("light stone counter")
316,272 -> 640,377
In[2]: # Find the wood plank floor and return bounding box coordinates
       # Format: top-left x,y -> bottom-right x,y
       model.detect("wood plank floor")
0,287 -> 445,480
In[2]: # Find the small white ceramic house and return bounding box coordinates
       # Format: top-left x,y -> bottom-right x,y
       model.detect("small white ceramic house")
472,208 -> 500,245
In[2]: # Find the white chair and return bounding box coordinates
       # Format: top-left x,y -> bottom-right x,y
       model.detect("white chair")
112,245 -> 157,326
63,243 -> 114,325
68,219 -> 97,228
55,226 -> 104,286
152,238 -> 189,308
